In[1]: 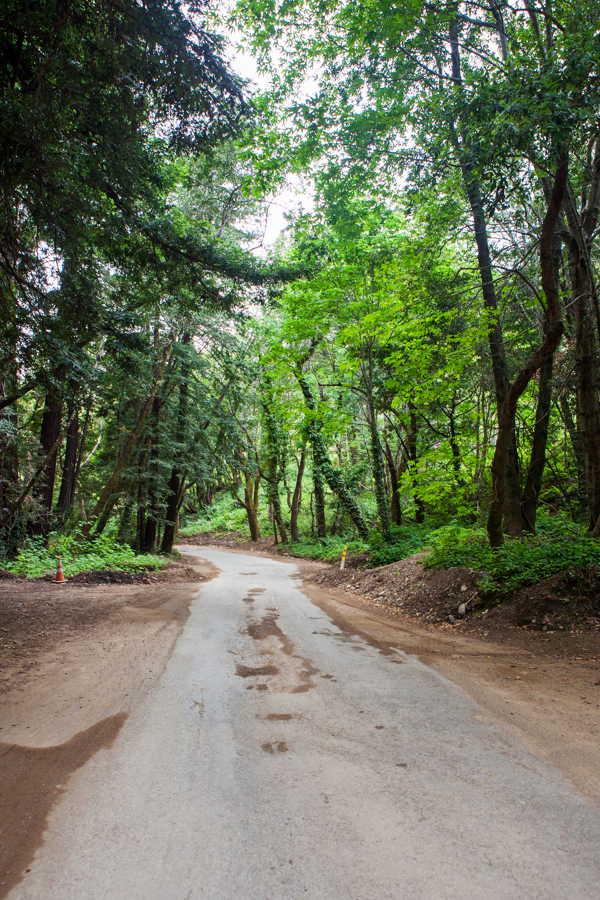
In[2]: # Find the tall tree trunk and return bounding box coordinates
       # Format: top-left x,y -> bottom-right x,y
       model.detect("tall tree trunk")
0,411 -> 75,534
290,446 -> 306,542
81,343 -> 171,539
141,395 -> 162,552
56,406 -> 79,515
407,405 -> 425,524
487,153 -> 568,546
521,353 -> 554,532
0,389 -> 18,523
243,472 -> 261,541
563,142 -> 600,531
367,400 -> 391,540
384,440 -> 402,525
313,462 -> 327,538
297,374 -> 369,539
449,17 -> 523,536
521,231 -> 562,532
162,334 -> 191,554
262,379 -> 288,544
31,371 -> 65,535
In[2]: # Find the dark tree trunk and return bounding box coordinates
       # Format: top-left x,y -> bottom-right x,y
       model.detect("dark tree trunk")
141,394 -> 162,552
579,310 -> 600,531
243,472 -> 261,541
262,380 -> 288,544
38,393 -> 63,512
31,373 -> 65,535
161,468 -> 181,553
384,440 -> 402,525
0,402 -> 18,519
407,405 -> 424,524
488,154 -> 568,546
313,463 -> 327,538
367,401 -> 391,540
81,343 -> 171,539
56,407 -> 79,515
563,142 -> 600,532
297,375 -> 369,539
521,352 -> 554,532
162,334 -> 191,554
449,17 -> 523,537
290,447 -> 306,542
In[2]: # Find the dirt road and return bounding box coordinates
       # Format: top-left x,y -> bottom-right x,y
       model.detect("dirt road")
4,547 -> 600,899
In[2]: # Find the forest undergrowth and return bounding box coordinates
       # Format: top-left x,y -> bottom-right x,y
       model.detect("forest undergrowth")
1,532 -> 167,580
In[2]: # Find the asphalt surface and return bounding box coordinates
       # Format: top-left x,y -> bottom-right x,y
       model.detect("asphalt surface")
11,547 -> 600,899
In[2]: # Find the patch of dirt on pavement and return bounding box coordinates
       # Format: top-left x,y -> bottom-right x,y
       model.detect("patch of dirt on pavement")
0,714 -> 127,900
299,566 -> 600,806
0,552 -> 216,894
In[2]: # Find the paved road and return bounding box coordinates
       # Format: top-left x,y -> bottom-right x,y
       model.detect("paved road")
11,548 -> 600,899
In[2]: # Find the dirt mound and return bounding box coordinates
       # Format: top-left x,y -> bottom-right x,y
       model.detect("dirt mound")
312,554 -> 600,635
0,570 -> 21,582
313,554 -> 480,622
483,567 -> 600,633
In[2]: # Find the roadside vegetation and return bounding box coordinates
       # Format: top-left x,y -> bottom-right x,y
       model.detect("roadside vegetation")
4,532 -> 165,580
2,1 -> 600,603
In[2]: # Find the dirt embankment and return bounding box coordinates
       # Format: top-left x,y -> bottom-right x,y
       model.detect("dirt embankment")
312,552 -> 600,635
0,553 -> 216,899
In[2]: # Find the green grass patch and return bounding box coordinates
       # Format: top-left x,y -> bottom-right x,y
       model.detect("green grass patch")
4,532 -> 167,579
423,524 -> 600,593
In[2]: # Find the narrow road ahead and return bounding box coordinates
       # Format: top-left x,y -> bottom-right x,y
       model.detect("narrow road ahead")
11,548 -> 600,899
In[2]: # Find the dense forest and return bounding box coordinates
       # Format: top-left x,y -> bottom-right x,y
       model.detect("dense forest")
2,0 -> 600,586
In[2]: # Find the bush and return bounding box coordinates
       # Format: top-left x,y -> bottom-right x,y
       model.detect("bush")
4,532 -> 166,579
424,524 -> 600,593
369,524 -> 432,567
180,493 -> 250,536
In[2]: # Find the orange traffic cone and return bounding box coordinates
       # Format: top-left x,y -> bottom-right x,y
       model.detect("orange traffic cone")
54,557 -> 65,583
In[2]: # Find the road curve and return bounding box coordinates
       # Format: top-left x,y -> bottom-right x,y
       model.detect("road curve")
10,547 -> 600,900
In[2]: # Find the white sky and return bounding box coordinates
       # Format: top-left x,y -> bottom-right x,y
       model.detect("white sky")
226,36 -> 315,252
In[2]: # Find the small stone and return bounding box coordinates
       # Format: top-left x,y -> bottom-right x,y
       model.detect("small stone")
460,584 -> 468,592
458,603 -> 467,617
447,615 -> 456,624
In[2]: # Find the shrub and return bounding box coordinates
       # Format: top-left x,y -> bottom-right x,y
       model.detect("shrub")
424,524 -> 600,593
180,493 -> 250,536
4,532 -> 166,579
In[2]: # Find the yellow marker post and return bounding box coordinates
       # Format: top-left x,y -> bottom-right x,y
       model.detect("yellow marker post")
340,545 -> 347,570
